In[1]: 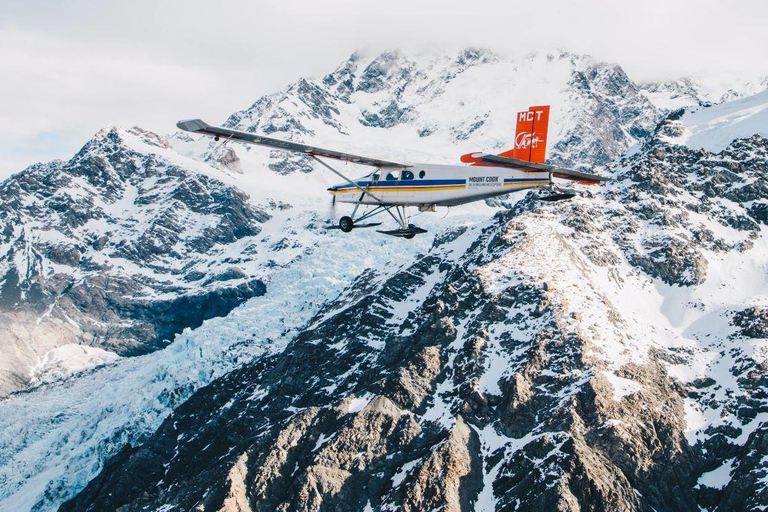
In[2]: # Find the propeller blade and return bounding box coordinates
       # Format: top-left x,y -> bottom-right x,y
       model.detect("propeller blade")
326,194 -> 337,222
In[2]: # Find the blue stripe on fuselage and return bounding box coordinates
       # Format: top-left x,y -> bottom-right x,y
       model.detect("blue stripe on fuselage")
334,179 -> 467,190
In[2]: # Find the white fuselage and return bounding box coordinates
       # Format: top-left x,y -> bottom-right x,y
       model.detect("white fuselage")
328,163 -> 551,206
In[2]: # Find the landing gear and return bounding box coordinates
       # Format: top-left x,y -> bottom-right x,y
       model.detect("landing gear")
339,216 -> 354,232
327,205 -> 426,239
313,157 -> 426,239
373,206 -> 427,239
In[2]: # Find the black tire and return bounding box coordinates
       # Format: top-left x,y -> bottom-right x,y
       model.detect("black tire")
339,216 -> 354,233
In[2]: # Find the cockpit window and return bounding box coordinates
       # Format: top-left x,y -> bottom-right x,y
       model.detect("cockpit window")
386,170 -> 400,181
371,173 -> 380,183
402,170 -> 414,180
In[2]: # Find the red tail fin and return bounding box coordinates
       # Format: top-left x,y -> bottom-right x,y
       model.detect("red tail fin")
498,105 -> 550,164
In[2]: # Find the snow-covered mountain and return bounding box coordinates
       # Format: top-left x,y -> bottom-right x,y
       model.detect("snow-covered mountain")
1,48 -> 767,511
3,47 -> 685,397
59,128 -> 768,511
641,72 -> 768,111
176,49 -> 674,174
0,126 -> 275,396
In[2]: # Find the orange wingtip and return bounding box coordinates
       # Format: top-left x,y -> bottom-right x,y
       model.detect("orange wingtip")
460,152 -> 484,164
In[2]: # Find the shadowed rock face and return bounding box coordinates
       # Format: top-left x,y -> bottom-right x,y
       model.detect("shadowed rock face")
733,307 -> 768,339
0,126 -> 269,395
60,209 -> 694,511
62,129 -> 768,511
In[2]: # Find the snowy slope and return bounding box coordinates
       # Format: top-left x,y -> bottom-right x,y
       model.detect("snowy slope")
659,88 -> 768,152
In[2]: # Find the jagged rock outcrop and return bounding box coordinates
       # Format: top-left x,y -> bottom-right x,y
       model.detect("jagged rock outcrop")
733,307 -> 768,338
0,126 -> 270,395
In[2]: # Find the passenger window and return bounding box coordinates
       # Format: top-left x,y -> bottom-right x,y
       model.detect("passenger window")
386,170 -> 400,181
371,173 -> 380,183
419,170 -> 426,179
402,170 -> 414,180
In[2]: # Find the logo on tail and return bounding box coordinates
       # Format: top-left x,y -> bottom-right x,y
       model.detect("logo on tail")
514,131 -> 542,150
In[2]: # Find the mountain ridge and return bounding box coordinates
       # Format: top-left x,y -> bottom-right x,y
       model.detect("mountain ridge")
0,48 -> 767,511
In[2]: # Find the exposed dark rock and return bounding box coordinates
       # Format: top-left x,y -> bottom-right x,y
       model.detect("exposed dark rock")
360,101 -> 414,128
733,307 -> 768,339
0,126 -> 271,394
64,209 -> 708,512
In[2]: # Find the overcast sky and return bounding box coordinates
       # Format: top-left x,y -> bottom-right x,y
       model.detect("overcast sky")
1,0 -> 767,176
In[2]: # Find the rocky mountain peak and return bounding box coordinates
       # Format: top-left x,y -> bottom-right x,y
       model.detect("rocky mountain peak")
175,48 -> 681,176
0,124 -> 272,396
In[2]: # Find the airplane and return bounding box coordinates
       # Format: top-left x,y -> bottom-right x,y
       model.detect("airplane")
177,105 -> 608,239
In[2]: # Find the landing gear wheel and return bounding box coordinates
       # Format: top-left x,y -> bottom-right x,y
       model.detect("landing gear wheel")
339,216 -> 354,233
403,224 -> 416,239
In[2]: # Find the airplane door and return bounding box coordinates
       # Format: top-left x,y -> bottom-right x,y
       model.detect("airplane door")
398,169 -> 416,200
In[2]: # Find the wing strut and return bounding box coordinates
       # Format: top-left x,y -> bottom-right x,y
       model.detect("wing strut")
311,157 -> 403,227
310,156 -> 385,206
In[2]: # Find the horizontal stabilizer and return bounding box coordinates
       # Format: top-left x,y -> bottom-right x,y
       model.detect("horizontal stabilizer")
479,154 -> 610,184
550,168 -> 611,184
176,119 -> 409,169
481,154 -> 552,171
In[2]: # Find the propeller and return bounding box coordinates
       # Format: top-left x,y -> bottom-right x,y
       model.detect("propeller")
326,194 -> 336,223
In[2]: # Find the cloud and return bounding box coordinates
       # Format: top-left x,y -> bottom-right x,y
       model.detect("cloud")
1,0 -> 767,176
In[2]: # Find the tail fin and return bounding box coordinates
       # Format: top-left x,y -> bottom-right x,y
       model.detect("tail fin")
498,105 -> 550,164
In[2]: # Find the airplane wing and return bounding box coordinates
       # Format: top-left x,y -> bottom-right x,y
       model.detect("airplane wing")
176,119 -> 410,169
479,154 -> 610,184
